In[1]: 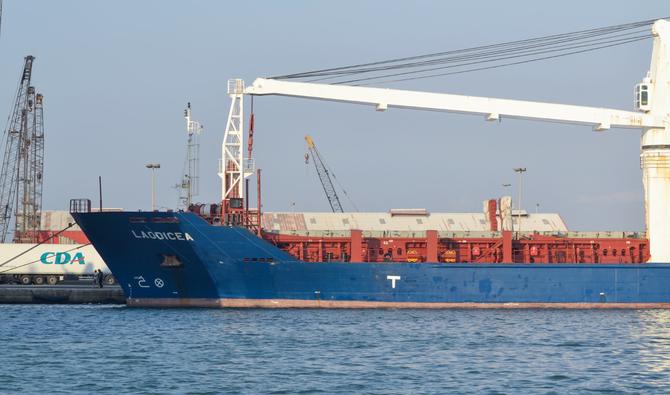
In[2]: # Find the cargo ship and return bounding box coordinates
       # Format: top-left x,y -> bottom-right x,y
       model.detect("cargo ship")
71,202 -> 666,308
71,19 -> 670,308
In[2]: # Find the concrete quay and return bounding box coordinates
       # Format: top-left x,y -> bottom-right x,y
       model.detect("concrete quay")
0,284 -> 125,304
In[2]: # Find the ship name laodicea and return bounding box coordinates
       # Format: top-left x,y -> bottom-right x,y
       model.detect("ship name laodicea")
131,230 -> 194,241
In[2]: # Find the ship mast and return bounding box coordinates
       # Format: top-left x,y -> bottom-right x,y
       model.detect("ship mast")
220,80 -> 255,225
178,102 -> 203,209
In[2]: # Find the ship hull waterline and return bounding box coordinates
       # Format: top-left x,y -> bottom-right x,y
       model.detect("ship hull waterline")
127,299 -> 670,309
72,211 -> 670,309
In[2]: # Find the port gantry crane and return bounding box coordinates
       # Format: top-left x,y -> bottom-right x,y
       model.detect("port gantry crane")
222,19 -> 670,262
304,135 -> 344,213
0,56 -> 45,243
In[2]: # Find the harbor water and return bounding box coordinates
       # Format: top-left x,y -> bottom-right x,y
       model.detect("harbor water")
2,306 -> 670,394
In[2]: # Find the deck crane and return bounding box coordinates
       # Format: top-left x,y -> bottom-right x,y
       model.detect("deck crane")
222,19 -> 670,262
304,135 -> 344,213
0,55 -> 45,243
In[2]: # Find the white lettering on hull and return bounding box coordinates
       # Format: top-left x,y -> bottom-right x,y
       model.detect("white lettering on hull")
131,230 -> 194,241
387,275 -> 401,289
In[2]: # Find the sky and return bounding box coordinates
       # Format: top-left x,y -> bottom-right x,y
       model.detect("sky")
0,0 -> 668,231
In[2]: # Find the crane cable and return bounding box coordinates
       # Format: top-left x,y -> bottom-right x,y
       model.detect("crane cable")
272,19 -> 656,78
284,29 -> 649,80
350,36 -> 650,86
268,18 -> 664,85
306,30 -> 650,83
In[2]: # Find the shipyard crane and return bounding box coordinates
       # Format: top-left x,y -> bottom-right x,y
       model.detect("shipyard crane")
0,56 -> 45,243
177,102 -> 203,209
222,19 -> 670,262
15,88 -> 45,243
304,135 -> 344,213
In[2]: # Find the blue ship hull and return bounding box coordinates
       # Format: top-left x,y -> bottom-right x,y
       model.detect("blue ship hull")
72,211 -> 670,308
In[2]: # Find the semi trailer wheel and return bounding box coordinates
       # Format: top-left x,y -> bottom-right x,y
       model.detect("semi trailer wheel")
104,274 -> 116,285
33,276 -> 45,285
46,275 -> 58,285
19,275 -> 31,285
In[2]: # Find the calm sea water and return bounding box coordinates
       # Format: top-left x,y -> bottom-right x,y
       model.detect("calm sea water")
2,306 -> 670,394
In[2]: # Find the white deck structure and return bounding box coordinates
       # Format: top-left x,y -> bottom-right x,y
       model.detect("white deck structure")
262,211 -> 567,233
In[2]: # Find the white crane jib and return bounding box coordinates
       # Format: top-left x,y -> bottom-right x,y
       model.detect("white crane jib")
245,78 -> 662,131
225,19 -> 670,262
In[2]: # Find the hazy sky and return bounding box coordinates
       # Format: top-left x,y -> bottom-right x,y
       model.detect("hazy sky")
0,1 -> 668,231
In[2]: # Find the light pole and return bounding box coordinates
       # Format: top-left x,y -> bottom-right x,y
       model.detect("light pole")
513,168 -> 526,235
146,163 -> 160,210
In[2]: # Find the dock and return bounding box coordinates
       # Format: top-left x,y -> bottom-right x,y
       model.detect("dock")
0,284 -> 125,304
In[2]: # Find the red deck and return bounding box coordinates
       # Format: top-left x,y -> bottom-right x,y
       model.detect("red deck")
263,230 -> 649,264
189,202 -> 650,264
